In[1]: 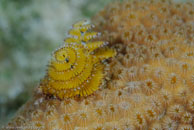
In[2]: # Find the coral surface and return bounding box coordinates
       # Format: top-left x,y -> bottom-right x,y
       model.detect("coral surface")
2,0 -> 194,130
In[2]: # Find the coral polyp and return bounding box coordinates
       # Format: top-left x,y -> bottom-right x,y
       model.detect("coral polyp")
40,20 -> 116,99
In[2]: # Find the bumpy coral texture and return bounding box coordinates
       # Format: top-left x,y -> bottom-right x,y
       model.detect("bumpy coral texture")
40,20 -> 115,99
3,0 -> 194,130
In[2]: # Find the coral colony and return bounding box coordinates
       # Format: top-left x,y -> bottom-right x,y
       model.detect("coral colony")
2,0 -> 194,130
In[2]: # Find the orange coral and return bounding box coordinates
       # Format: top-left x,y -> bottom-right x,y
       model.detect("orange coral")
2,0 -> 194,130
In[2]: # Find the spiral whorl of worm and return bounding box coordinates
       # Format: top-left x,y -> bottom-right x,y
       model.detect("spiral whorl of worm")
40,20 -> 116,99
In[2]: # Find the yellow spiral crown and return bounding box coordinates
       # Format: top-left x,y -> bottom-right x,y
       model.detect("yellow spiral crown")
40,20 -> 116,99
